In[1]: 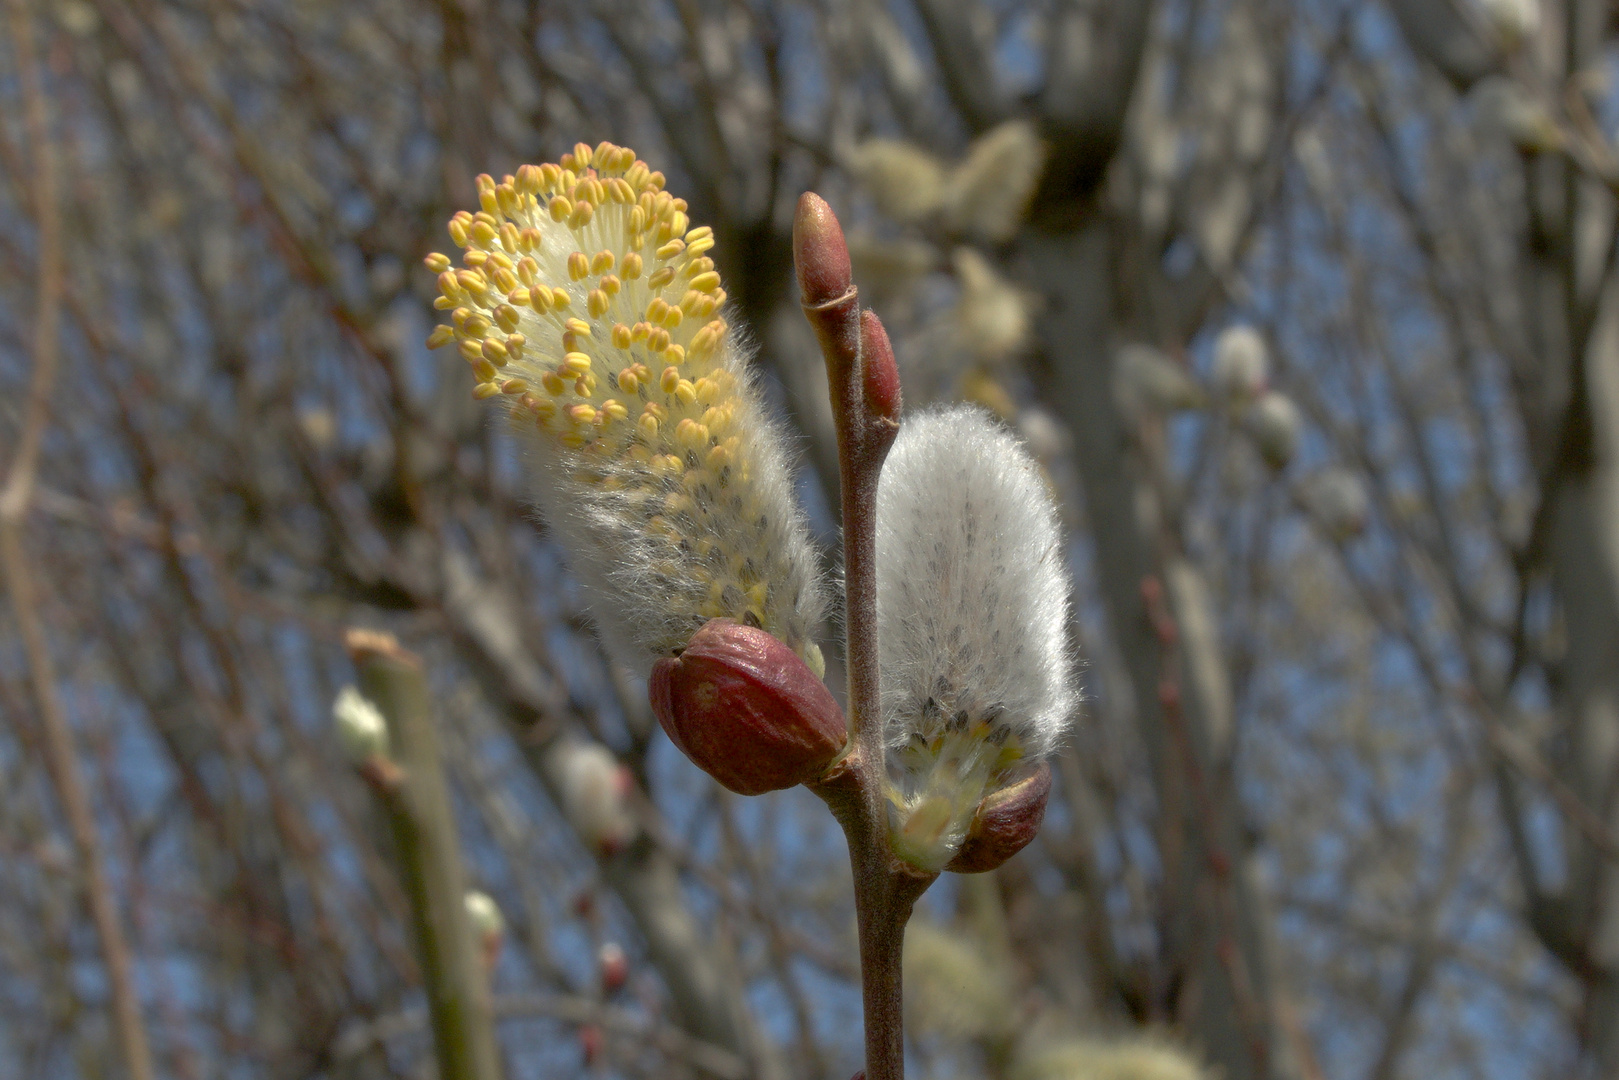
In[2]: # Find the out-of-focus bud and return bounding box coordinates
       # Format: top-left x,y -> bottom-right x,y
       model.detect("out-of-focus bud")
557,742 -> 637,856
1114,344 -> 1205,417
579,1023 -> 604,1068
848,139 -> 948,223
464,890 -> 505,968
1245,391 -> 1301,469
847,234 -> 937,301
1472,77 -> 1564,153
1211,325 -> 1268,403
953,248 -> 1031,364
1012,1036 -> 1205,1080
1480,0 -> 1538,45
598,941 -> 629,992
1302,466 -> 1370,540
947,763 -> 1053,874
945,120 -> 1047,242
650,619 -> 847,796
332,685 -> 389,764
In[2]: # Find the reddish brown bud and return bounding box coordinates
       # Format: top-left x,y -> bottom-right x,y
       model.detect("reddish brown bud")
859,310 -> 902,421
794,192 -> 853,308
579,1023 -> 604,1067
650,619 -> 847,795
945,762 -> 1052,874
598,941 -> 629,992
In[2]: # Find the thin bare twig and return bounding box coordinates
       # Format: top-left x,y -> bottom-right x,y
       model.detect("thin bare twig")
0,4 -> 155,1078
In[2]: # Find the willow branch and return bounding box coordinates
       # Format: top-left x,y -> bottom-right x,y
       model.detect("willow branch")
0,6 -> 156,1079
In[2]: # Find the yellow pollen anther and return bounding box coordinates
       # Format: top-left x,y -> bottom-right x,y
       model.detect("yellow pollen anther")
602,399 -> 629,422
500,222 -> 521,251
427,325 -> 455,349
565,318 -> 592,337
448,218 -> 470,247
506,334 -> 526,358
482,338 -> 508,364
588,290 -> 610,318
562,352 -> 592,377
463,250 -> 489,268
457,269 -> 488,295
508,287 -> 531,307
612,324 -> 633,349
664,344 -> 686,364
648,328 -> 671,353
472,221 -> 499,248
463,313 -> 490,337
425,252 -> 451,273
656,239 -> 685,261
495,305 -> 521,333
472,358 -> 499,382
502,379 -> 528,394
660,366 -> 681,394
517,257 -> 539,286
542,372 -> 567,395
459,339 -> 485,362
569,201 -> 594,229
568,251 -> 590,280
694,377 -> 719,403
551,290 -> 571,311
674,379 -> 698,405
569,404 -> 598,425
707,443 -> 731,469
600,274 -> 621,296
473,382 -> 503,400
628,206 -> 648,237
591,250 -> 615,274
618,368 -> 640,394
689,271 -> 721,293
632,322 -> 651,342
438,271 -> 463,299
639,413 -> 659,437
549,196 -> 573,222
646,298 -> 671,323
663,307 -> 684,329
648,266 -> 676,290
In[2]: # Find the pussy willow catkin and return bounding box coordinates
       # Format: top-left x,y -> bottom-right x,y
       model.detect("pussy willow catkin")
876,405 -> 1075,870
426,143 -> 825,673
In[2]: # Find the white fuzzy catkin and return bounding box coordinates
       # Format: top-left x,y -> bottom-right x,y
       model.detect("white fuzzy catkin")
875,406 -> 1075,870
425,145 -> 826,674
1211,324 -> 1268,402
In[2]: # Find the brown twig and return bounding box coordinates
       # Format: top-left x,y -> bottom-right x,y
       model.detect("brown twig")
795,193 -> 933,1080
0,5 -> 156,1079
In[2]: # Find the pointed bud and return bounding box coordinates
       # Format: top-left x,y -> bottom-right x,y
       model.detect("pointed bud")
946,763 -> 1052,873
650,619 -> 847,795
794,193 -> 854,308
860,311 -> 902,422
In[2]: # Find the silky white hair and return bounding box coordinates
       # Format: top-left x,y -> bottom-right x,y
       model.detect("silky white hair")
875,405 -> 1075,862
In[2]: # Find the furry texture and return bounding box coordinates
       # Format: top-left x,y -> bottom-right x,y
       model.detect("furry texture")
426,145 -> 825,673
875,405 -> 1075,869
1212,324 -> 1268,401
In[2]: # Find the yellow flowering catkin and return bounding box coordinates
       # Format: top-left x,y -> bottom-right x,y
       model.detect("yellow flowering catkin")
425,143 -> 825,673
